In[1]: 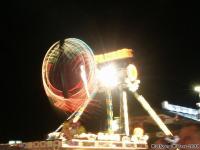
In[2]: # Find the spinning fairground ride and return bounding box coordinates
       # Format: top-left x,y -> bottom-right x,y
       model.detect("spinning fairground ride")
40,38 -> 177,150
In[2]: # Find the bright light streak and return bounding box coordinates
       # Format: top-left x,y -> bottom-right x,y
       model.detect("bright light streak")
73,65 -> 91,123
80,65 -> 90,97
97,64 -> 118,88
95,48 -> 133,64
133,92 -> 173,136
123,91 -> 129,136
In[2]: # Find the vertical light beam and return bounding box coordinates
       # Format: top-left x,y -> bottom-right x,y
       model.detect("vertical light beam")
123,91 -> 129,136
73,65 -> 91,123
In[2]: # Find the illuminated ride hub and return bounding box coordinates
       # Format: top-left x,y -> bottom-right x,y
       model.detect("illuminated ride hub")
41,38 -> 175,149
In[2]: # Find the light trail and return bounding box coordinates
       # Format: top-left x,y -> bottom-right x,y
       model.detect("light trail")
122,91 -> 129,136
73,65 -> 92,123
133,92 -> 173,136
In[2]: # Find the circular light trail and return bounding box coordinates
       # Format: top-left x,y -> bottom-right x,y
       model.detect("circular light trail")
42,38 -> 96,112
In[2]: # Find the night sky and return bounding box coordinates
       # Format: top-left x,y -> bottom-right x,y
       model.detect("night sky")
1,1 -> 200,143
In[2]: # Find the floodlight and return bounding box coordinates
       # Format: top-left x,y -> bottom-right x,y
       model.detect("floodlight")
97,64 -> 119,88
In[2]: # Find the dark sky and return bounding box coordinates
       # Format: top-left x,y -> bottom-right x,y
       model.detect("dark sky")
1,1 -> 200,143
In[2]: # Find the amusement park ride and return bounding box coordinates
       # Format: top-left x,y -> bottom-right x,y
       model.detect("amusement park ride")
3,38 -> 184,149
162,101 -> 200,122
162,84 -> 200,122
41,38 -> 177,149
